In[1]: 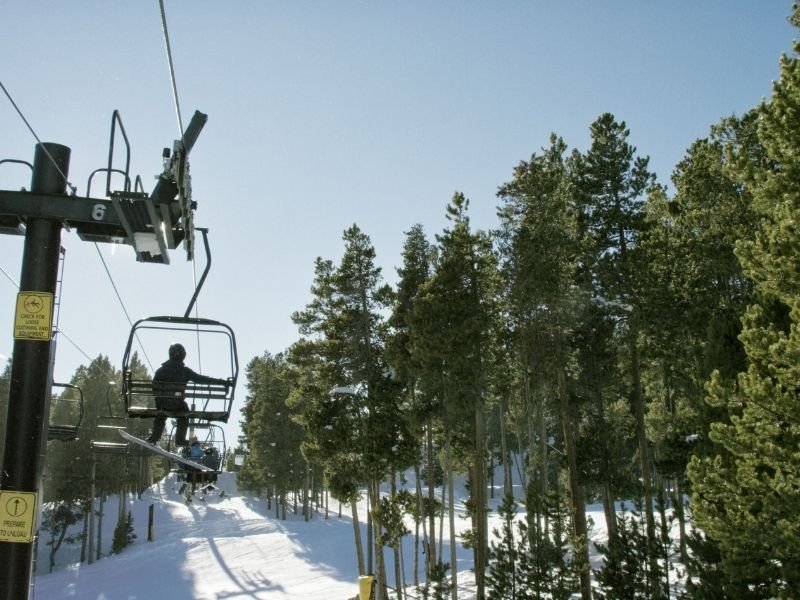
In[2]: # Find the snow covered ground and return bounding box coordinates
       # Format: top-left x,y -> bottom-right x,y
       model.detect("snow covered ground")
30,469 -> 669,599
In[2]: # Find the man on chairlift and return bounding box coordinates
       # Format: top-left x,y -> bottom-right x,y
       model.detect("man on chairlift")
146,343 -> 230,446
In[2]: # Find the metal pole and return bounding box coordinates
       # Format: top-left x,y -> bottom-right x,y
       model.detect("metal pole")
95,495 -> 103,562
88,454 -> 96,565
0,143 -> 69,600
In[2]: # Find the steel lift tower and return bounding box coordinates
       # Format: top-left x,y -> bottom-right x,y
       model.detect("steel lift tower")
0,110 -> 206,600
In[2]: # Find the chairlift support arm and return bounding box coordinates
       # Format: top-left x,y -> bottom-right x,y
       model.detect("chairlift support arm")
185,227 -> 210,317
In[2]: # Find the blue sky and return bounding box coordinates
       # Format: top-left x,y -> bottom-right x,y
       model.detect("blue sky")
0,2 -> 795,439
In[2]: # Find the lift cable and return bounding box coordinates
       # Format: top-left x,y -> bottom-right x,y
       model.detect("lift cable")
1,258 -> 119,386
93,244 -> 154,371
0,263 -> 19,288
0,79 -> 77,195
3,15 -> 204,385
158,0 -> 210,375
158,0 -> 185,138
53,328 -> 123,405
2,79 -> 150,372
2,66 -> 198,388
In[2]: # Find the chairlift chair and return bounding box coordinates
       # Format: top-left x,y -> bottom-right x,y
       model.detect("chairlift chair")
121,315 -> 238,424
173,422 -> 226,487
172,422 -> 226,471
93,390 -> 138,451
47,383 -> 84,442
115,169 -> 237,434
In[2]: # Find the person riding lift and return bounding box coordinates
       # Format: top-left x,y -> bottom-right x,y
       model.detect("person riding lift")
146,343 -> 229,446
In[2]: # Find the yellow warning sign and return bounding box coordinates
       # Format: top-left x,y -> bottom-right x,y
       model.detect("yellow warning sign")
14,292 -> 53,341
0,491 -> 37,543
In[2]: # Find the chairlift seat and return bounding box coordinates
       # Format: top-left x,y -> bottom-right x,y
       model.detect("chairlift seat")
124,377 -> 231,423
126,407 -> 231,422
90,441 -> 129,454
47,425 -> 80,442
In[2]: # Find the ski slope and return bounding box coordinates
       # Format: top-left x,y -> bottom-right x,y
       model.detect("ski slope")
34,473 -> 378,599
31,469 -> 681,599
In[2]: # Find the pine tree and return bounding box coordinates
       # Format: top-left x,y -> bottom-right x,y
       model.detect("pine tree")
486,484 -> 580,600
238,352 -> 304,515
636,111 -> 765,569
111,510 -> 136,554
594,503 -> 650,599
486,494 -> 527,600
387,224 -> 438,588
409,193 -> 500,599
290,224 -> 417,599
688,7 -> 800,595
426,562 -> 452,600
41,501 -> 83,573
573,113 -> 660,595
496,135 -> 591,599
546,482 -> 582,600
681,530 -> 727,599
496,136 -> 572,520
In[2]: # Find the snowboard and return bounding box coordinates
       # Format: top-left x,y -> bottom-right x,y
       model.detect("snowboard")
119,430 -> 214,472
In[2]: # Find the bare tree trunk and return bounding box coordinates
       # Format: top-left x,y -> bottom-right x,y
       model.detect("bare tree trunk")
399,537 -> 407,599
413,463 -> 422,588
351,499 -> 366,576
446,435 -> 457,600
523,349 -> 542,555
391,476 -> 404,600
557,358 -> 592,600
498,400 -> 512,498
631,338 -> 657,588
118,487 -> 126,532
488,454 -> 495,499
524,357 -> 537,489
303,461 -> 311,522
537,391 -> 549,536
656,475 -> 672,599
47,505 -> 72,573
597,399 -> 617,543
367,491 -> 374,575
590,345 -> 617,543
96,494 -> 104,561
80,504 -> 89,563
674,478 -> 687,561
473,402 -> 487,600
370,480 -> 387,600
426,420 -> 437,573
438,480 -> 445,565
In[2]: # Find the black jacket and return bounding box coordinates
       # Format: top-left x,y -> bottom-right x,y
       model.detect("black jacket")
152,358 -> 225,399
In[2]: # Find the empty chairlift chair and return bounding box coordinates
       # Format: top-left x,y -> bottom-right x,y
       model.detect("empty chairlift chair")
47,383 -> 84,442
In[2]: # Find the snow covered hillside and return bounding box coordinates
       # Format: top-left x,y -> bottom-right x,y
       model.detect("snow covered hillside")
31,470 -> 666,599
34,472 -> 378,599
